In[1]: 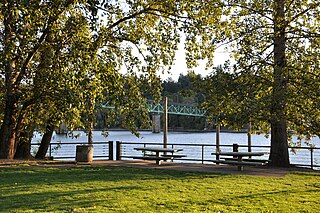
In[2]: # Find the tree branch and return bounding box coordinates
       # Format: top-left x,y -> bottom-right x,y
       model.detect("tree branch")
147,8 -> 189,20
287,2 -> 320,25
107,8 -> 149,30
15,0 -> 76,87
16,24 -> 50,85
105,6 -> 189,31
221,3 -> 273,22
286,29 -> 320,39
284,0 -> 296,14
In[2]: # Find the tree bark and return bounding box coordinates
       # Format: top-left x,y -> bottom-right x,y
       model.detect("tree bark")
0,1 -> 19,159
88,121 -> 93,145
0,75 -> 19,159
269,0 -> 290,167
270,119 -> 289,167
35,125 -> 55,159
0,107 -> 17,159
14,129 -> 34,159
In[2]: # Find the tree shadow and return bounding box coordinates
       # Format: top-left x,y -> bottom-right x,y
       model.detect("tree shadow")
0,166 -> 225,211
1,185 -> 142,212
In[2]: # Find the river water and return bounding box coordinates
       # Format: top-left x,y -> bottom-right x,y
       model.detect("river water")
32,130 -> 320,169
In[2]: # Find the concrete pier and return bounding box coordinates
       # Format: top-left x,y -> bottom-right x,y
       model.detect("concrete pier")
152,114 -> 161,133
56,122 -> 67,134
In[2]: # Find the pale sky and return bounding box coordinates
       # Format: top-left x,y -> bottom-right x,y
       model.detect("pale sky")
121,37 -> 231,81
161,43 -> 231,81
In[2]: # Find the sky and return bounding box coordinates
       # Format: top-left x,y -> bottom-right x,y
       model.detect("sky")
161,42 -> 231,81
122,40 -> 231,81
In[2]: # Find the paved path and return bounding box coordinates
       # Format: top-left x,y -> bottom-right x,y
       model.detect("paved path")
1,159 -> 318,177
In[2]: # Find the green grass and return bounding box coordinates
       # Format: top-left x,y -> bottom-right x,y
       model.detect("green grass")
0,166 -> 319,212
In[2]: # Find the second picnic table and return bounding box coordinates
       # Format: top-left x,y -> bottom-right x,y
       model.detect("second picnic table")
133,147 -> 185,165
211,151 -> 269,171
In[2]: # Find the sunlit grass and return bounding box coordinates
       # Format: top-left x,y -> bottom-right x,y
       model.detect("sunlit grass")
0,166 -> 319,212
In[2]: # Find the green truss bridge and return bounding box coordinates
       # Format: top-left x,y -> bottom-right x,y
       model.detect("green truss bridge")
102,101 -> 206,117
56,102 -> 206,134
97,101 -> 207,133
146,102 -> 206,117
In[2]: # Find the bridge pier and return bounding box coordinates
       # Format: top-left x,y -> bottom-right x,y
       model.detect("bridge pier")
152,114 -> 161,133
56,122 -> 68,134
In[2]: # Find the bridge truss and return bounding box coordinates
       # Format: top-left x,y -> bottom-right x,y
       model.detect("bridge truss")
147,102 -> 206,117
102,102 -> 207,117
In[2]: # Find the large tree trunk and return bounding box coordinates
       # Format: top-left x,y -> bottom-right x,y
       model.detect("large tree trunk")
270,119 -> 290,167
0,110 -> 17,159
0,1 -> 18,159
269,0 -> 290,167
0,87 -> 19,159
35,125 -> 55,159
14,129 -> 34,159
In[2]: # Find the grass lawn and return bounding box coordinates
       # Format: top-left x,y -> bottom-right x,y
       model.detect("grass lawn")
0,165 -> 319,212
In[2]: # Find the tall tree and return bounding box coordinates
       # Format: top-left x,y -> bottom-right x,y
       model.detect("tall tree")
0,0 -> 100,159
0,0 -> 223,159
193,1 -> 320,167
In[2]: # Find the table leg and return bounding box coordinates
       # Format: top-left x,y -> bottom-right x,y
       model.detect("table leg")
238,156 -> 243,171
156,151 -> 161,165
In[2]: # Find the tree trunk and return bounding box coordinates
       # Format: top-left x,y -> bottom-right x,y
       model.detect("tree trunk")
0,1 -> 19,159
88,122 -> 93,145
270,119 -> 290,167
14,129 -> 34,159
0,95 -> 18,159
269,0 -> 290,167
35,125 -> 55,159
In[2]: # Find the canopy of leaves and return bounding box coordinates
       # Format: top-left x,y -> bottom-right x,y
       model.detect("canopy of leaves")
192,1 -> 320,140
0,0 -> 224,143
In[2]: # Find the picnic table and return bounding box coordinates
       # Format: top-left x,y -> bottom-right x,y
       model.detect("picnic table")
133,147 -> 186,165
211,151 -> 269,171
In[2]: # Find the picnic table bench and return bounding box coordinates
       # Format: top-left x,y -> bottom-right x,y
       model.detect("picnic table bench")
133,147 -> 186,165
211,151 -> 269,171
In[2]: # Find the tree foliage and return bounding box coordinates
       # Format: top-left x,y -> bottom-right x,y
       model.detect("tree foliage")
0,0 -> 223,159
193,0 -> 320,167
2,0 -> 318,167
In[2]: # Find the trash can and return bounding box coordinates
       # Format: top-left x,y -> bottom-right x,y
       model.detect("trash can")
76,144 -> 93,163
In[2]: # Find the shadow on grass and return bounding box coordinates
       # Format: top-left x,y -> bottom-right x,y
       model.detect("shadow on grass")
0,166 -> 223,212
0,185 -> 142,212
0,166 -> 223,184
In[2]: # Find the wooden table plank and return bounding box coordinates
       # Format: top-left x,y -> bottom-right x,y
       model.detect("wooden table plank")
211,151 -> 269,171
212,152 -> 268,156
133,147 -> 184,165
134,147 -> 183,152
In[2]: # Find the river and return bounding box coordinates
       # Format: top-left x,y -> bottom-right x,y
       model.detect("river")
32,130 -> 320,169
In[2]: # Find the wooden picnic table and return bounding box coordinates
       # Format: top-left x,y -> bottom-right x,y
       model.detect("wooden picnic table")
212,151 -> 269,171
134,147 -> 185,165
